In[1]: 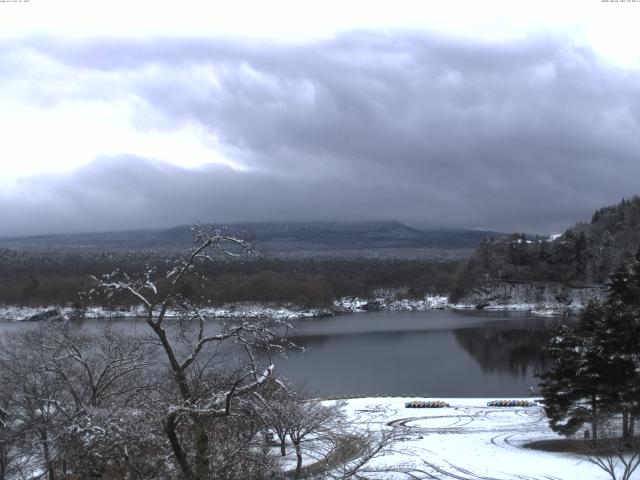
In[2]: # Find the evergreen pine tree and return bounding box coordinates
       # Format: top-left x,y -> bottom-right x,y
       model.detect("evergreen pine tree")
539,252 -> 640,443
539,306 -> 608,443
608,260 -> 634,307
630,246 -> 640,306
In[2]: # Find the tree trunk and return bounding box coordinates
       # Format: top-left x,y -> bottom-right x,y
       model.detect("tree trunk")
164,415 -> 194,480
1,446 -> 6,480
194,422 -> 210,480
623,409 -> 630,438
274,430 -> 287,456
630,415 -> 636,437
90,466 -> 104,479
293,441 -> 302,479
591,394 -> 598,446
40,429 -> 55,480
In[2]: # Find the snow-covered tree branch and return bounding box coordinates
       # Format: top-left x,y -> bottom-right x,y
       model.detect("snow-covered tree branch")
91,226 -> 283,480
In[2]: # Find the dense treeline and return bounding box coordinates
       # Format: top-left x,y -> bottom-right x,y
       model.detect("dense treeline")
451,196 -> 640,301
0,250 -> 461,308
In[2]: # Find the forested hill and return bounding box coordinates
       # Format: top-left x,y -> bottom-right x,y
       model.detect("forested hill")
0,221 -> 504,259
451,196 -> 640,302
0,221 -> 500,307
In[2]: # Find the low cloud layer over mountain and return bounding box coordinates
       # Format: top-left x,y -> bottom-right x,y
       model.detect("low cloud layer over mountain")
2,32 -> 639,236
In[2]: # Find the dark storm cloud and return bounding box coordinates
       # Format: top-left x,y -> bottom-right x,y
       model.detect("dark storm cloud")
2,32 -> 640,236
1,156 -> 411,236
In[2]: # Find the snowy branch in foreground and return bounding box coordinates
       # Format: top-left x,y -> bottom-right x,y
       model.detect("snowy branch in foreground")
87,226 -> 287,480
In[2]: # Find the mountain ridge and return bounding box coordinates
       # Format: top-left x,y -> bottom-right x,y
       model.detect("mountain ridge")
0,221 -> 507,256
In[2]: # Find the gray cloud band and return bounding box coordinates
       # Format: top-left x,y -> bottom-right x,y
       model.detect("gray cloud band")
1,32 -> 639,236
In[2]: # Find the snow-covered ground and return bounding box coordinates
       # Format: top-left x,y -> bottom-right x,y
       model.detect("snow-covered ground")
0,296 -> 579,321
0,293 -> 576,322
336,295 -> 579,317
0,303 -> 333,322
0,295 -> 449,322
450,302 -> 581,316
334,397 -> 624,479
335,295 -> 449,313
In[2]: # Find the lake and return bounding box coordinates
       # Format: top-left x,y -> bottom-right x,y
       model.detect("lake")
277,310 -> 570,397
0,310 -> 571,398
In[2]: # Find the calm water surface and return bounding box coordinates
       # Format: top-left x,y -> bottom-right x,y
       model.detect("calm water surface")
273,310 -> 571,397
0,310 -> 572,397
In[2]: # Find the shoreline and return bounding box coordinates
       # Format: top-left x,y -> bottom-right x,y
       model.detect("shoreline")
0,294 -> 583,322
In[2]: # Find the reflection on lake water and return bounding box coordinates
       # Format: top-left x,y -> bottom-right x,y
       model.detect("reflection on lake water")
0,310 -> 573,397
453,325 -> 552,377
267,310 -> 572,397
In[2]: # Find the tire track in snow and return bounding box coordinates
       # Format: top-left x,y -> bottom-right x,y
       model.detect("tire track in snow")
388,413 -> 474,431
385,404 -> 566,480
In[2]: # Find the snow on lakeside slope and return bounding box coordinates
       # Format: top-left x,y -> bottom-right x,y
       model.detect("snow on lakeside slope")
0,292 -> 448,321
0,292 -> 585,322
334,397 -> 621,479
0,303 -> 331,322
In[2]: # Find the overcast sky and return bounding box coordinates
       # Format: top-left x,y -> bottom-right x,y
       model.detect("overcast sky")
1,0 -> 640,237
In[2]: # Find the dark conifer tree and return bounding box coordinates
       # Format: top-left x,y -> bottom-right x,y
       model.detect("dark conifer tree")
608,261 -> 634,306
601,249 -> 640,436
631,246 -> 640,305
540,252 -> 640,443
539,306 -> 607,443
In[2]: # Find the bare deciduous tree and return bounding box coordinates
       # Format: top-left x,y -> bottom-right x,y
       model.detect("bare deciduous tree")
0,323 -> 156,480
0,227 -> 403,480
284,396 -> 346,479
326,427 -> 409,479
255,385 -> 295,457
0,398 -> 29,480
60,406 -> 169,479
586,421 -> 640,480
92,227 -> 286,480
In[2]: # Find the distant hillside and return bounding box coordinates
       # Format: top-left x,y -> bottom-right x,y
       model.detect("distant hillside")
0,221 -> 505,259
451,196 -> 640,302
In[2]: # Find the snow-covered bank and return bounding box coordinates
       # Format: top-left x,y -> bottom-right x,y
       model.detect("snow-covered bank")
453,281 -> 606,315
0,292 -> 450,322
0,303 -> 333,322
450,301 -> 581,316
333,295 -> 449,313
335,397 -> 617,479
334,294 -> 582,317
0,292 -> 581,322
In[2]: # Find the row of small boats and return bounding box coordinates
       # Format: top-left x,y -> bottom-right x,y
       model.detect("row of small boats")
404,399 -> 537,408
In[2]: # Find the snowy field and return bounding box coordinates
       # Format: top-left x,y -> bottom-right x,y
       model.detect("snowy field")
332,397 -> 630,480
